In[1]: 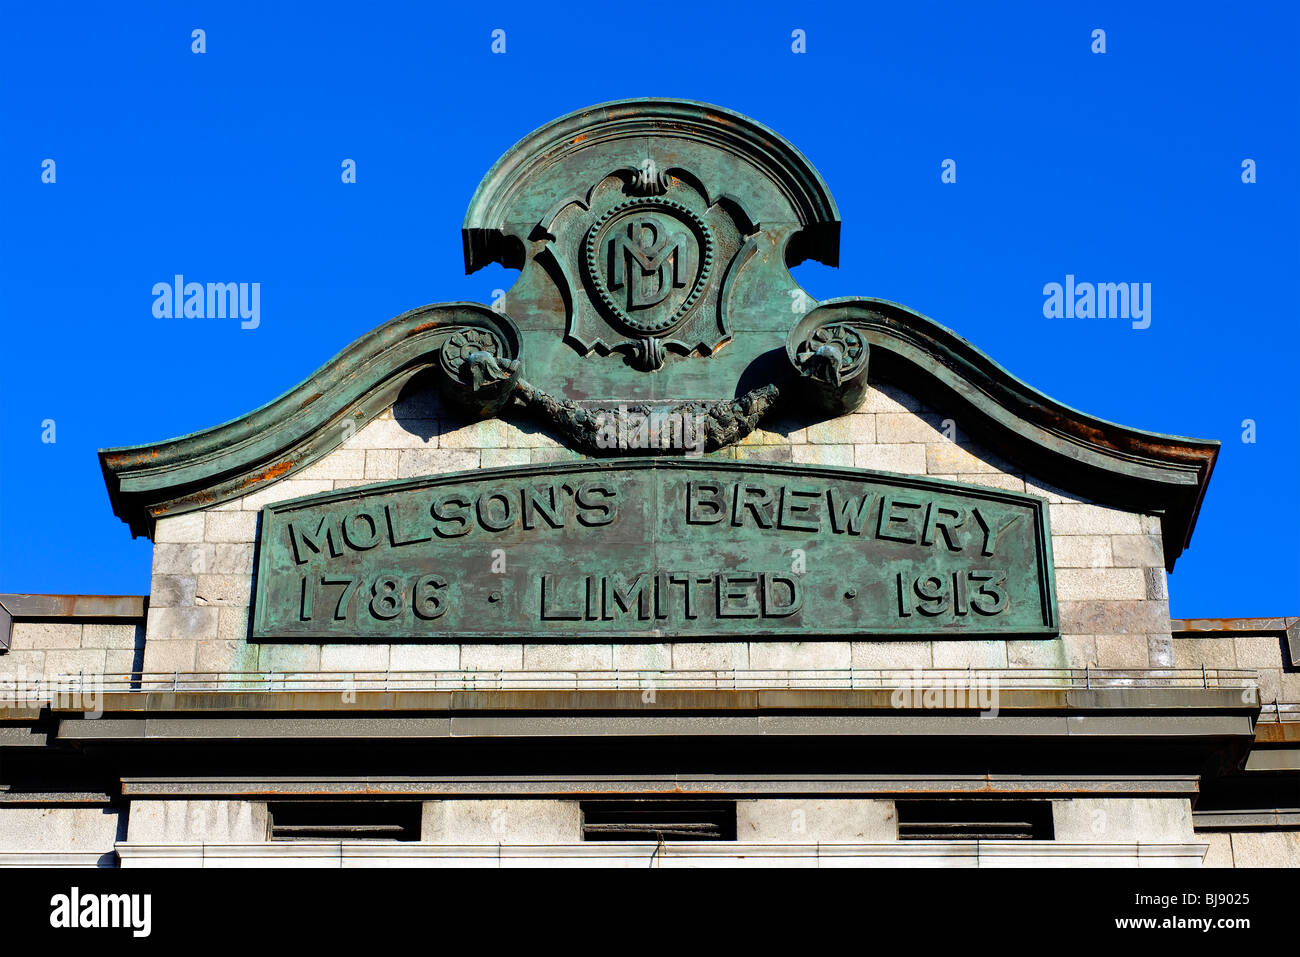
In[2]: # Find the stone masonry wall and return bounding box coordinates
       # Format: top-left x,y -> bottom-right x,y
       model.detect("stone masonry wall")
4,621 -> 143,683
1172,631 -> 1299,705
139,380 -> 1183,680
1201,830 -> 1300,867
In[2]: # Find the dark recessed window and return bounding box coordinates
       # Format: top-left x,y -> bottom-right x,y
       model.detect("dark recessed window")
268,802 -> 421,841
581,801 -> 736,841
896,800 -> 1054,840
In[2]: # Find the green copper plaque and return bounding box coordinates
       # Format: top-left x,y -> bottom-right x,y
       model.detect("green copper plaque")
251,459 -> 1057,641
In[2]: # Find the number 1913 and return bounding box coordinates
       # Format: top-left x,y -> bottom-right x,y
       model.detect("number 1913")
897,569 -> 1007,618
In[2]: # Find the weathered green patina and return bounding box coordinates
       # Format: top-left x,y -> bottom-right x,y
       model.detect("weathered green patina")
100,98 -> 1217,575
252,459 -> 1056,641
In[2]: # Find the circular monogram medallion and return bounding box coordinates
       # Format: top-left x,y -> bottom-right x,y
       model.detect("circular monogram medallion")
583,198 -> 714,336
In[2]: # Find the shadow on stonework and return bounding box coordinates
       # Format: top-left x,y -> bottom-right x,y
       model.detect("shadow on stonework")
390,369 -> 446,445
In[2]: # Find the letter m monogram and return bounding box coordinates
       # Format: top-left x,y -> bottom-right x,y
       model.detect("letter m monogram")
607,217 -> 694,309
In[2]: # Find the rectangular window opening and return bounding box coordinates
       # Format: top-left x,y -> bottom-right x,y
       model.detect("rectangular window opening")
268,801 -> 421,842
896,800 -> 1054,841
581,800 -> 736,842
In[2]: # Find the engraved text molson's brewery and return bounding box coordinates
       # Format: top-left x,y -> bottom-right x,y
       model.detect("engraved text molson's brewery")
251,460 -> 1057,641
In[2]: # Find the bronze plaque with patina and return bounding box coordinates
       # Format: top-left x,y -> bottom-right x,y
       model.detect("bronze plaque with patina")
251,459 -> 1057,641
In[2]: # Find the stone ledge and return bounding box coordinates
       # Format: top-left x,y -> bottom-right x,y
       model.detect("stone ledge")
118,772 -> 1205,798
112,839 -> 1209,868
54,683 -> 1260,717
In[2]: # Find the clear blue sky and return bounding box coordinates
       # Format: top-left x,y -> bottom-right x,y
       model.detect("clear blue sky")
1,2 -> 1297,616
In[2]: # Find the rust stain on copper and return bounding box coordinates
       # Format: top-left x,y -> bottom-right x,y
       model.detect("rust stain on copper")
238,459 -> 294,489
107,449 -> 162,467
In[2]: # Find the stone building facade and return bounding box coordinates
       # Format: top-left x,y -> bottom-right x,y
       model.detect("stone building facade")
1,100 -> 1296,866
138,381 -> 1184,678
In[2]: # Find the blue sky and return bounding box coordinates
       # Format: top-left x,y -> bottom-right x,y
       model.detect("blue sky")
1,1 -> 1296,616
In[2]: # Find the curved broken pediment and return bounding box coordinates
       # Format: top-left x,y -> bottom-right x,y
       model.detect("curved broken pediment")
100,99 -> 1218,571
